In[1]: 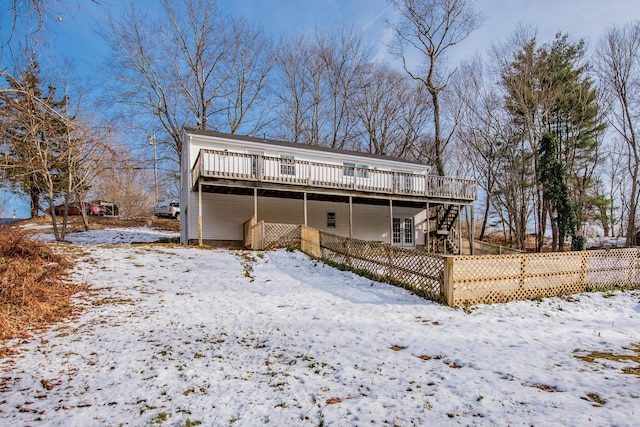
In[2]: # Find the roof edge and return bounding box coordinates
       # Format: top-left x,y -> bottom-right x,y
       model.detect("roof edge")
183,127 -> 427,168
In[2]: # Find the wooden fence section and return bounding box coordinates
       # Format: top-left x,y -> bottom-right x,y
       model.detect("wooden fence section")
245,222 -> 640,307
244,221 -> 445,301
443,248 -> 640,307
319,232 -> 444,300
300,225 -> 321,259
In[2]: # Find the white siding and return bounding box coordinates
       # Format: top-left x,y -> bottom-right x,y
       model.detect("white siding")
183,131 -> 434,245
187,190 -> 426,246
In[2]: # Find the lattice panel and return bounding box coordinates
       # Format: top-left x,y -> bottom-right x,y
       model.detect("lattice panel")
586,248 -> 640,289
263,223 -> 301,250
448,249 -> 640,307
319,232 -> 445,300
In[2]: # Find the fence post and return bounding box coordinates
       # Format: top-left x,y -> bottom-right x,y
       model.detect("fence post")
580,251 -> 589,292
442,256 -> 455,306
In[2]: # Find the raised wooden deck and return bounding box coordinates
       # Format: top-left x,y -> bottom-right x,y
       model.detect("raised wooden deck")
191,149 -> 477,203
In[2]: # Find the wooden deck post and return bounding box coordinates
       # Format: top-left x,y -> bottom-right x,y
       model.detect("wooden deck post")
470,205 -> 475,256
198,183 -> 203,246
458,204 -> 462,255
389,199 -> 394,245
426,202 -> 430,252
254,188 -> 258,221
349,196 -> 353,239
304,192 -> 308,226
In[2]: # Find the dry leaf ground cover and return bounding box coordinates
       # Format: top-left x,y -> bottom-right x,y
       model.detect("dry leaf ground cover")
0,227 -> 85,357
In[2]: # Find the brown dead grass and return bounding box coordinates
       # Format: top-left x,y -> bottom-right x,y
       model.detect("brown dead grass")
0,227 -> 87,357
13,215 -> 179,234
575,344 -> 640,377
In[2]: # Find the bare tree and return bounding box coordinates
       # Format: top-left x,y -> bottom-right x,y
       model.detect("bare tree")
354,62 -> 431,157
273,25 -> 371,149
103,0 -> 272,163
0,62 -> 99,240
91,142 -> 156,218
388,0 -> 481,176
224,17 -> 273,134
451,57 -> 511,240
596,22 -> 640,247
273,34 -> 309,143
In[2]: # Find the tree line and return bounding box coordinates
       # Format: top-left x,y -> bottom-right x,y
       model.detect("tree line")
1,0 -> 639,249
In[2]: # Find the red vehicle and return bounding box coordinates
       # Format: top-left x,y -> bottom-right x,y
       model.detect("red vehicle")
49,204 -> 82,216
49,203 -> 106,216
86,203 -> 106,215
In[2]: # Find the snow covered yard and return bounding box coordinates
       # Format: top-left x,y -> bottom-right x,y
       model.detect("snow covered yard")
1,228 -> 639,426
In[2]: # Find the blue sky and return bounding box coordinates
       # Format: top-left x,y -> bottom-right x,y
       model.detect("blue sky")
2,0 -> 639,217
33,0 -> 640,78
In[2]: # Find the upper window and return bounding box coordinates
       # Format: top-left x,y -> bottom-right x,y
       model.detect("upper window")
280,154 -> 296,176
343,162 -> 369,178
343,162 -> 355,177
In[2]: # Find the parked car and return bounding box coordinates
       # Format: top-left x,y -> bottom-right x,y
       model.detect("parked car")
48,204 -> 82,216
154,200 -> 180,219
86,203 -> 106,215
48,203 -> 106,216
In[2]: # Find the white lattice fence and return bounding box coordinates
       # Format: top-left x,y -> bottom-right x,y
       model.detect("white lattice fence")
320,232 -> 444,300
444,248 -> 640,307
586,248 -> 640,289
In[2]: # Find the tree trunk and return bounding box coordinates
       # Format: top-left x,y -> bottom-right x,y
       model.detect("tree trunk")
625,164 -> 638,247
30,191 -> 40,218
478,193 -> 491,241
431,91 -> 445,176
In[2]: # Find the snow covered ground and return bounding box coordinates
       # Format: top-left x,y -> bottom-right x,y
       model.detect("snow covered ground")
1,227 -> 639,426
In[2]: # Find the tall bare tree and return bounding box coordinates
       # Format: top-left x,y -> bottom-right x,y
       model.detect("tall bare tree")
388,0 -> 481,176
273,34 -> 309,144
273,25 -> 371,149
451,57 -> 511,240
596,22 -> 640,247
103,0 -> 272,163
355,62 -> 431,157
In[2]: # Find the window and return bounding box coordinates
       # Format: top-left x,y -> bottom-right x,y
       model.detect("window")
343,162 -> 355,177
343,162 -> 369,178
280,154 -> 296,176
357,164 -> 369,178
327,212 -> 336,228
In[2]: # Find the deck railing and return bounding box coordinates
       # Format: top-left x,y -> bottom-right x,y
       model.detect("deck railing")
192,149 -> 477,201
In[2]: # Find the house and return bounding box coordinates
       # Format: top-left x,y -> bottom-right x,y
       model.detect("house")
180,128 -> 477,253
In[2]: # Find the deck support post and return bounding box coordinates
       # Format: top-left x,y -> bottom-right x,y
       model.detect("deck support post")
458,204 -> 462,255
349,196 -> 353,238
389,199 -> 394,245
469,205 -> 475,255
426,202 -> 430,252
198,183 -> 203,246
304,192 -> 308,226
254,188 -> 258,221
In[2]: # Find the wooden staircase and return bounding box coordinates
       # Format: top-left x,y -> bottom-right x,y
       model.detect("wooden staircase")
432,204 -> 461,255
